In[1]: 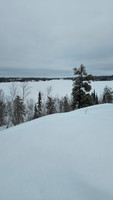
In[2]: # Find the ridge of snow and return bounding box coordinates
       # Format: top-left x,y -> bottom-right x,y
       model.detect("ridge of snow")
0,104 -> 113,200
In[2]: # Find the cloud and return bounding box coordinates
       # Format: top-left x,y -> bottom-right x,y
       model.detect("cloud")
0,0 -> 113,76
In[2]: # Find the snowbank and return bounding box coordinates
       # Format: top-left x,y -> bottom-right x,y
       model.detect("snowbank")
0,104 -> 113,200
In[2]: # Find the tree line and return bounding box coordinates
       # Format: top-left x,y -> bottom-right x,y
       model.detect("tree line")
0,65 -> 113,128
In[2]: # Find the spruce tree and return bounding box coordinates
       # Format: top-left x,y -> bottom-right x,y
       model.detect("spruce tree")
33,91 -> 42,119
72,64 -> 94,109
0,90 -> 5,126
13,95 -> 25,125
38,91 -> 42,117
59,98 -> 64,113
46,96 -> 55,115
33,104 -> 39,119
91,90 -> 98,105
63,96 -> 70,112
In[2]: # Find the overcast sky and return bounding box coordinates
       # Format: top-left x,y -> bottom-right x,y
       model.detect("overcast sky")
0,0 -> 113,77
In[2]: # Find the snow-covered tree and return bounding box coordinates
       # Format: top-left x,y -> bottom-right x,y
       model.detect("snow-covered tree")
102,86 -> 113,103
72,64 -> 94,109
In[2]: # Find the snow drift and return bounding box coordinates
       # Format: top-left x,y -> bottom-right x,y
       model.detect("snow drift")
0,104 -> 113,200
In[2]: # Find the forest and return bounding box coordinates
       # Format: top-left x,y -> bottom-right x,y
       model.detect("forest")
0,66 -> 113,128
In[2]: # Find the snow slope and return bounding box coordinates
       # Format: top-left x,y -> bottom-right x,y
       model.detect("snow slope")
0,104 -> 113,200
0,80 -> 113,101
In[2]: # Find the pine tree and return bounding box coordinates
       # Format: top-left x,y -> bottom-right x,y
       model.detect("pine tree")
33,104 -> 39,119
46,96 -> 55,115
63,96 -> 70,112
33,91 -> 42,119
13,95 -> 25,125
59,98 -> 64,113
72,64 -> 94,109
38,91 -> 42,117
0,90 -> 5,126
91,90 -> 98,105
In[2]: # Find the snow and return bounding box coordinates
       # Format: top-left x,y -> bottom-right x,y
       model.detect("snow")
0,104 -> 113,200
0,80 -> 113,102
0,80 -> 73,102
0,126 -> 6,132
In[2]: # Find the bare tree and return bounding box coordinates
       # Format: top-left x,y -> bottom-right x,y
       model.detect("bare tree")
10,83 -> 18,102
102,86 -> 113,103
21,82 -> 31,103
25,99 -> 34,121
46,86 -> 52,97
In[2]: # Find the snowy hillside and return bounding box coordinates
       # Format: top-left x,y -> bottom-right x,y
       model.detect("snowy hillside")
0,80 -> 113,101
0,104 -> 113,200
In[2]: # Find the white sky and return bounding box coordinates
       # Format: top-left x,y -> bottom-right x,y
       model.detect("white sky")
0,0 -> 113,77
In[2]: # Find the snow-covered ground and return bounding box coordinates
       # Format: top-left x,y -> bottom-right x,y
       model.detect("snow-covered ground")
0,104 -> 113,200
0,80 -> 113,102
